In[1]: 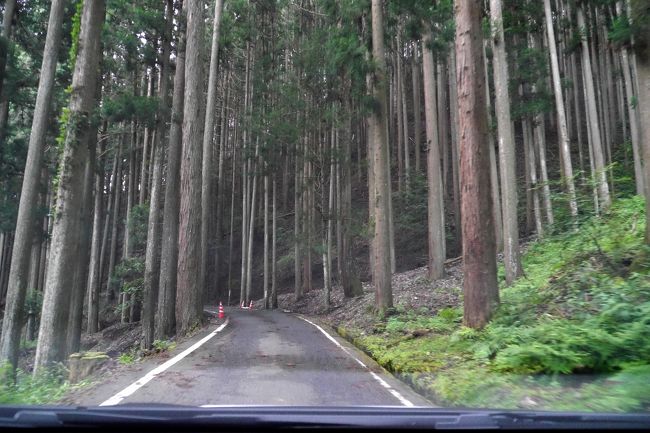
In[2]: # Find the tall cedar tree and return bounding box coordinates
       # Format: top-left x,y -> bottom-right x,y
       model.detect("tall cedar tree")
370,0 -> 393,313
176,0 -> 205,335
34,0 -> 106,372
0,0 -> 66,373
455,0 -> 499,329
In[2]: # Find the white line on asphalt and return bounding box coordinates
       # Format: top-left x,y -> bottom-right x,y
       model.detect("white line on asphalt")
297,316 -> 414,407
99,318 -> 230,406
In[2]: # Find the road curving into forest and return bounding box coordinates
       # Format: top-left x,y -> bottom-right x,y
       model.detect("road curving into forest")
74,308 -> 433,407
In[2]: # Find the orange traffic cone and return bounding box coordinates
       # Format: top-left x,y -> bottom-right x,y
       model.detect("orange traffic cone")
218,302 -> 225,319
249,300 -> 253,310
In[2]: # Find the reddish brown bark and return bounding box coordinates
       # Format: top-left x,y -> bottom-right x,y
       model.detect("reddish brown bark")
455,0 -> 499,329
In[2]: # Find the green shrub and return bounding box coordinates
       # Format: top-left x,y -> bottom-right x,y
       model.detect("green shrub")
152,340 -> 176,353
118,351 -> 136,365
0,363 -> 71,404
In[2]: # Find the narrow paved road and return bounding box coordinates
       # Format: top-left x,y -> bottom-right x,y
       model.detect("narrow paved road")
77,308 -> 432,407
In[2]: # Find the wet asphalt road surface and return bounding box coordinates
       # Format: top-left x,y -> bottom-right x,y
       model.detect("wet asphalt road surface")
78,308 -> 432,407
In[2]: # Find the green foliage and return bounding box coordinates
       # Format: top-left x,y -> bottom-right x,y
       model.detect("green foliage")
609,15 -> 633,46
340,198 -> 650,411
392,173 -> 428,236
127,204 -> 150,256
152,340 -> 177,353
68,1 -> 83,66
114,257 -> 145,281
630,0 -> 650,60
102,94 -> 158,125
114,257 -> 144,299
384,307 -> 462,334
24,290 -> 43,315
481,319 -> 626,374
110,202 -> 148,311
0,364 -> 72,404
118,351 -> 137,365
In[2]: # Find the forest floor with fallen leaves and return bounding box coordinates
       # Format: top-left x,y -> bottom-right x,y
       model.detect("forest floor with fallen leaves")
277,259 -> 465,334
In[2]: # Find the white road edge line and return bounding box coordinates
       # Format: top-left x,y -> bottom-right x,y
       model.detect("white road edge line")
297,315 -> 414,407
100,318 -> 230,406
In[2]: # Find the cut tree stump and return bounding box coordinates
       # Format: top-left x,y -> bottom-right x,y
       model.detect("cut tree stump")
68,351 -> 109,383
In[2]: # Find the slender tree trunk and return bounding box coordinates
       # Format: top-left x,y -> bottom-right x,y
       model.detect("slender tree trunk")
0,234 -> 14,305
522,95 -> 534,236
335,135 -> 343,281
370,0 -> 393,313
0,233 -> 5,304
387,140 -> 396,274
139,73 -> 154,205
570,49 -> 586,176
401,47 -> 411,188
577,5 -> 611,210
106,136 -> 123,301
294,135 -> 303,300
483,52 -> 503,252
87,133 -> 105,334
27,181 -> 47,294
536,114 -> 554,225
263,169 -> 269,308
303,137 -> 314,292
528,32 -> 555,227
455,0 -> 498,330
524,115 -> 543,237
0,0 -> 65,371
176,0 -> 205,335
245,143 -> 259,303
449,51 -> 462,253
240,146 -> 249,305
123,118 -> 137,324
0,0 -> 17,104
411,47 -> 422,174
629,4 -> 650,243
142,0 -> 172,349
341,97 -> 362,297
271,175 -> 278,308
214,72 -> 229,303
395,45 -> 404,192
34,0 -> 106,372
325,128 -> 335,307
37,197 -> 50,293
422,28 -> 446,280
240,44 -> 252,305
201,0 -> 224,298
68,120 -> 97,354
581,56 -> 600,213
618,2 -> 644,196
490,0 -> 521,284
0,233 -> 6,304
489,139 -> 503,251
438,62 -> 450,196
543,0 -> 578,218
227,124 -> 237,306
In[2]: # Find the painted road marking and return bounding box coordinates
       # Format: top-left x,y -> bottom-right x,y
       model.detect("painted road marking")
297,315 -> 415,407
100,318 -> 230,406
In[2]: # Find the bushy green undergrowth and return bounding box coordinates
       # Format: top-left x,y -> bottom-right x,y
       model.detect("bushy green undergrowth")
340,197 -> 650,412
0,364 -> 76,404
118,351 -> 137,365
152,339 -> 177,353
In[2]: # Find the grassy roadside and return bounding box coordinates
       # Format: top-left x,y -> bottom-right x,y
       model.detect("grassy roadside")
0,364 -> 88,405
336,197 -> 650,412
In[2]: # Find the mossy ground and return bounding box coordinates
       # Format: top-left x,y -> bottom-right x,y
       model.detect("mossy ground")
338,197 -> 650,412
